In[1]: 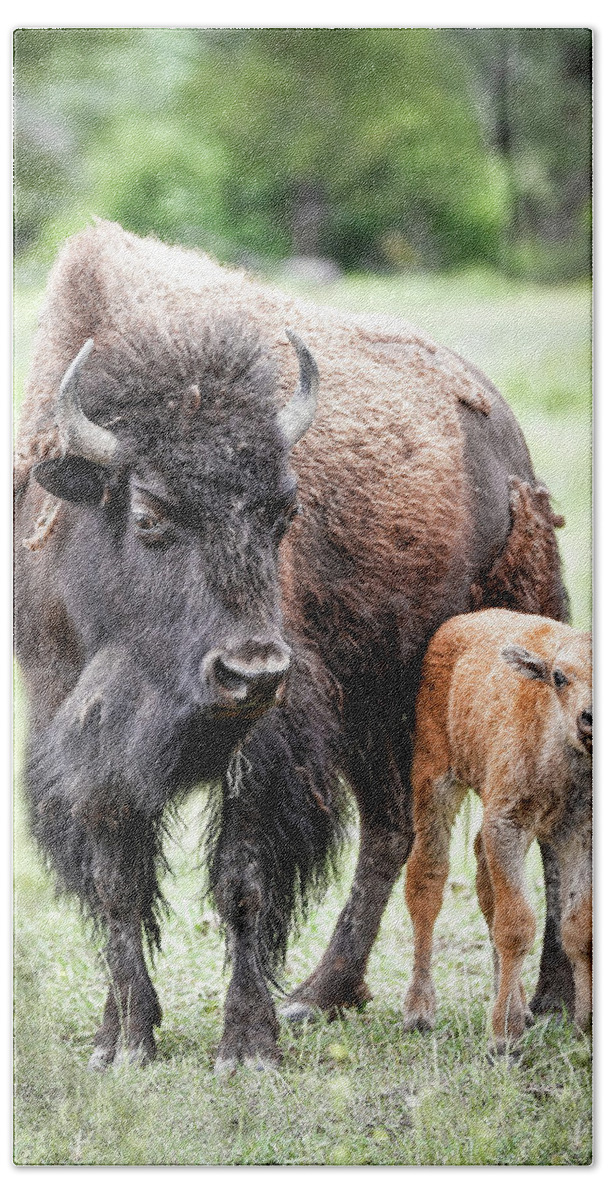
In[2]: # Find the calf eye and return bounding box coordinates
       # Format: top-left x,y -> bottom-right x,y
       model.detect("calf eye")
272,499 -> 301,538
553,668 -> 568,689
258,492 -> 300,538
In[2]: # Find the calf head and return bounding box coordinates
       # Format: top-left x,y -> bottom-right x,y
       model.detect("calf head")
501,631 -> 592,756
32,318 -> 318,735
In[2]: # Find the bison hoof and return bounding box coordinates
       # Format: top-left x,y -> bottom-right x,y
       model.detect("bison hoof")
530,991 -> 573,1018
113,1042 -> 155,1069
87,1045 -> 115,1072
214,1048 -> 281,1078
214,1016 -> 281,1076
280,1000 -> 320,1023
403,979 -> 437,1033
282,977 -> 372,1017
88,1038 -> 155,1072
530,966 -> 575,1018
243,1053 -> 280,1072
214,1055 -> 238,1079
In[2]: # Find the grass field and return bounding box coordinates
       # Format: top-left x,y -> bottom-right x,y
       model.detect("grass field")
13,265 -> 592,1166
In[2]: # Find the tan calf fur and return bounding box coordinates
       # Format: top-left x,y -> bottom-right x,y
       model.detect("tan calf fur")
403,609 -> 592,1051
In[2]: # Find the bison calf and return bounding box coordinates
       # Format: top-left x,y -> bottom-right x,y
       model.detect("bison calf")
403,610 -> 592,1051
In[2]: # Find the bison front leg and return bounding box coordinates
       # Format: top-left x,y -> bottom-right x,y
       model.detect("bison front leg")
210,781 -> 283,1074
283,729 -> 413,1019
209,655 -> 343,1070
26,645 -> 168,1071
87,819 -> 163,1071
214,856 -> 280,1075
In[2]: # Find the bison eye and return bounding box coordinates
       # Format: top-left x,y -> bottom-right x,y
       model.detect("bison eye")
132,506 -> 173,546
553,668 -> 569,689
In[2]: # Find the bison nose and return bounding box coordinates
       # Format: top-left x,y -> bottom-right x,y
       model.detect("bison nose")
577,707 -> 592,750
204,639 -> 291,713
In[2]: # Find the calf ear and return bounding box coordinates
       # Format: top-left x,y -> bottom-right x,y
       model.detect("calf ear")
501,643 -> 550,683
33,456 -> 106,505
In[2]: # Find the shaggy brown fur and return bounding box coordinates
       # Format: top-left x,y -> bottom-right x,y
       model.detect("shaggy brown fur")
403,610 -> 591,1051
15,221 -> 571,1066
470,479 -> 567,620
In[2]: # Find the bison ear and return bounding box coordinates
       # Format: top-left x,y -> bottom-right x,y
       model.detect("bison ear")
33,456 -> 106,505
501,644 -> 550,683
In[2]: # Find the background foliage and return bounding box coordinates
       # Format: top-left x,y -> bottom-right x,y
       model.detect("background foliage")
14,27 -> 591,277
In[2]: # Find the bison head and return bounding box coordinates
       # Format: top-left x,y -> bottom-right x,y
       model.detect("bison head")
33,317 -> 318,751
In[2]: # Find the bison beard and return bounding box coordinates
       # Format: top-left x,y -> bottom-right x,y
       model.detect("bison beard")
15,220 -> 574,1072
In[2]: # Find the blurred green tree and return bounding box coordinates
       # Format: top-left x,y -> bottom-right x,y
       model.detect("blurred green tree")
451,29 -> 592,278
14,29 -> 227,257
186,28 -> 510,268
13,27 -> 591,278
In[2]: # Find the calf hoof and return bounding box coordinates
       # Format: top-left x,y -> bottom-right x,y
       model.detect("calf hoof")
487,1040 -> 522,1065
403,978 -> 437,1033
403,1012 -> 435,1034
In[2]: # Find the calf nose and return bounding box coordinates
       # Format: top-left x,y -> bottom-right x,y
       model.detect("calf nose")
577,707 -> 592,750
204,638 -> 291,712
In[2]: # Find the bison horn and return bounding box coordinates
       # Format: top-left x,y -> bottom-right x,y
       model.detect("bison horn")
56,339 -> 119,465
277,329 -> 319,447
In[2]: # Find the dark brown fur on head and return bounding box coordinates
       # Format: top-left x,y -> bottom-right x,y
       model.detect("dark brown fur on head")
81,313 -> 278,432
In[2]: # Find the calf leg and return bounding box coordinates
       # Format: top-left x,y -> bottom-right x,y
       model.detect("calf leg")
561,898 -> 592,1032
530,843 -> 575,1016
474,828 -> 497,992
475,830 -> 533,1026
555,833 -> 592,1032
403,774 -> 466,1031
482,815 -> 535,1051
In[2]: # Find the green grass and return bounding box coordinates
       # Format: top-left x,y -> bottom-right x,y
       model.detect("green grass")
13,265 -> 592,1165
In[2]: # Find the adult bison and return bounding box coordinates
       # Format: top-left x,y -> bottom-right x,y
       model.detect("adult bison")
15,221 -> 572,1072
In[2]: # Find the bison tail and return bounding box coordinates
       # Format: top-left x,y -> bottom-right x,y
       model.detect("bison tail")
471,476 -> 570,623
